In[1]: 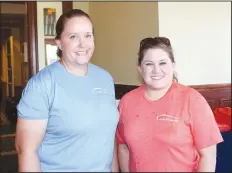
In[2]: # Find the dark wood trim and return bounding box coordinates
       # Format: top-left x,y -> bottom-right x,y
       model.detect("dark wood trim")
27,2 -> 39,77
188,83 -> 231,91
189,83 -> 231,109
115,84 -> 138,100
45,38 -> 56,45
1,1 -> 25,4
62,1 -> 73,13
115,83 -> 231,110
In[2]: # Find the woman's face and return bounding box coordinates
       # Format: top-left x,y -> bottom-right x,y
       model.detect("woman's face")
138,48 -> 175,90
56,16 -> 94,65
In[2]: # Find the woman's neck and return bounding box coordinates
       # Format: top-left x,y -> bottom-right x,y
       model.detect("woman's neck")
60,59 -> 88,76
144,82 -> 172,101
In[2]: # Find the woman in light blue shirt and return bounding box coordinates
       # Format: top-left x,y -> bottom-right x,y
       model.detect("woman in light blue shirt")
15,9 -> 119,172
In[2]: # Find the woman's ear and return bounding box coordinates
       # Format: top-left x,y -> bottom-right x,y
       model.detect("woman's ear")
172,62 -> 176,70
137,65 -> 142,74
172,63 -> 178,82
55,39 -> 62,50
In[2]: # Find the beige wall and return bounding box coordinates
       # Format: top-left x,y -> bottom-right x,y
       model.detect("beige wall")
90,2 -> 159,85
158,2 -> 231,85
73,2 -> 89,14
38,2 -> 231,86
0,2 -> 26,14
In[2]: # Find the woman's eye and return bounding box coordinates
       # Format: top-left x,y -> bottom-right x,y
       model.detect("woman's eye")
70,35 -> 77,40
86,34 -> 92,38
160,62 -> 167,65
146,63 -> 153,66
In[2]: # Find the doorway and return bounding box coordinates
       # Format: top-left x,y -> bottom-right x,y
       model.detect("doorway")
0,2 -> 38,126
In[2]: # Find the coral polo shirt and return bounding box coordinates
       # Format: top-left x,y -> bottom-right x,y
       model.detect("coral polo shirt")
116,82 -> 223,172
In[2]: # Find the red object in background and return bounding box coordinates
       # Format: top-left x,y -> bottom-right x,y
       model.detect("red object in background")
217,123 -> 231,132
214,107 -> 231,132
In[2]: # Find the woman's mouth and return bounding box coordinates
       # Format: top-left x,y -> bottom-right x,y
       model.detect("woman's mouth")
151,76 -> 164,80
76,50 -> 88,56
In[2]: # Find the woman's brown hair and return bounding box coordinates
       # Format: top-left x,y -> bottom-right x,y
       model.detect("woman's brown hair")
138,37 -> 178,81
55,9 -> 92,58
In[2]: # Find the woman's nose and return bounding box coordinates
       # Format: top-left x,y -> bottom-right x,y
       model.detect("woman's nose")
152,64 -> 161,73
78,38 -> 84,47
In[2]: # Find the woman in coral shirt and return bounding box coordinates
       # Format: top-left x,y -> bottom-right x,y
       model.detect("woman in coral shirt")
117,37 -> 223,172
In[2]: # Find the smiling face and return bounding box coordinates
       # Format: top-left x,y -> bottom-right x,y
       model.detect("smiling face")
55,16 -> 94,65
138,48 -> 175,90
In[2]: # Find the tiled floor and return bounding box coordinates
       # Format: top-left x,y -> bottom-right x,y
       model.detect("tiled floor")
0,122 -> 18,172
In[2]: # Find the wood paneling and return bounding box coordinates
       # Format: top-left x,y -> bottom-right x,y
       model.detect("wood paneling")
27,2 -> 38,77
115,83 -> 231,110
62,1 -> 73,13
1,1 -> 25,4
190,83 -> 231,109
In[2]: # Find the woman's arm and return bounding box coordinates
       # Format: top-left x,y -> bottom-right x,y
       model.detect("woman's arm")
197,145 -> 217,172
112,138 -> 119,172
15,117 -> 47,172
188,91 -> 223,172
118,144 -> 129,172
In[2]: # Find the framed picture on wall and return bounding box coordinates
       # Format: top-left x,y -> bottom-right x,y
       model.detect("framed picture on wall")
44,8 -> 56,36
44,39 -> 59,66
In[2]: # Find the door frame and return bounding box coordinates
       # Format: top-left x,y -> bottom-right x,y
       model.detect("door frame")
0,2 -> 73,80
27,2 -> 39,77
62,1 -> 73,13
0,2 -> 38,89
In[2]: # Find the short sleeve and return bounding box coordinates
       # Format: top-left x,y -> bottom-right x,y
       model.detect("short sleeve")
17,76 -> 50,120
116,100 -> 126,144
189,91 -> 223,150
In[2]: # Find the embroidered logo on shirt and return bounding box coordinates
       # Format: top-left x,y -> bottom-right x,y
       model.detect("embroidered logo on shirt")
156,114 -> 179,122
92,88 -> 114,99
92,88 -> 108,94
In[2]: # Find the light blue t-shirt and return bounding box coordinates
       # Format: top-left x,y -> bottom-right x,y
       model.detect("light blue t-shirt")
17,61 -> 119,172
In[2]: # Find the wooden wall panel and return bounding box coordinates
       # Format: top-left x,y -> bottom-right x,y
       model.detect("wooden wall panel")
27,2 -> 38,76
62,1 -> 73,13
115,83 -> 231,110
